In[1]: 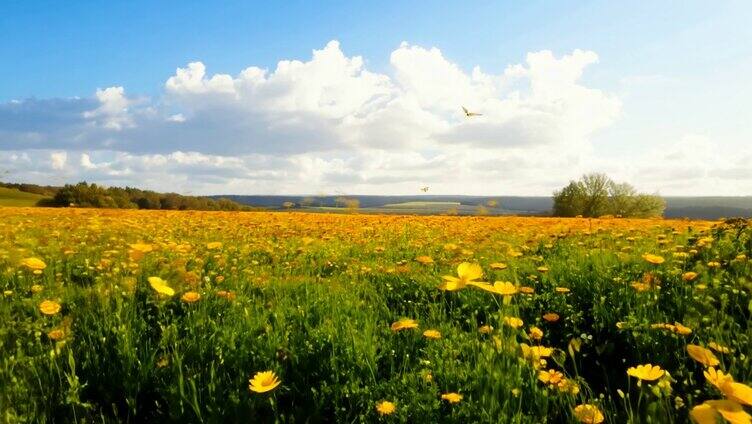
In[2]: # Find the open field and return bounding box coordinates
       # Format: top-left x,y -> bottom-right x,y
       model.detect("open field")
0,187 -> 48,207
1,208 -> 750,422
302,201 -> 506,216
217,195 -> 752,219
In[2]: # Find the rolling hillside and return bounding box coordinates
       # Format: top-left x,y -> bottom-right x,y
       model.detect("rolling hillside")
0,187 -> 48,207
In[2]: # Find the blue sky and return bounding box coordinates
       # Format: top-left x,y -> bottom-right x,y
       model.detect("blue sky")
1,1 -> 751,195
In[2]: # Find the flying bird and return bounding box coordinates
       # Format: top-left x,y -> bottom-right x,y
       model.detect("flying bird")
420,186 -> 429,192
462,106 -> 482,117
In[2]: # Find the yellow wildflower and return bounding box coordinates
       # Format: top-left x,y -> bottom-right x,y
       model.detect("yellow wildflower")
248,370 -> 281,393
627,364 -> 664,381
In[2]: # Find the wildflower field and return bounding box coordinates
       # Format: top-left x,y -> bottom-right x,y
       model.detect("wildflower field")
1,208 -> 750,423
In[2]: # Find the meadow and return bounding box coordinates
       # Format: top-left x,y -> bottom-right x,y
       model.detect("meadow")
0,187 -> 48,207
0,207 -> 750,423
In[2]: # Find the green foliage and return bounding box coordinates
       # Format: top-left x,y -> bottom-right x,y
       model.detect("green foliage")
553,173 -> 666,218
0,182 -> 59,197
48,182 -> 249,211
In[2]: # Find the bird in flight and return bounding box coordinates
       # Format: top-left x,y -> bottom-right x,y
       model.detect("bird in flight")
420,186 -> 429,192
462,106 -> 482,117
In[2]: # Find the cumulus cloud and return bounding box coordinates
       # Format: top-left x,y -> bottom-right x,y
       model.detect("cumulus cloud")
0,40 -> 746,195
49,151 -> 67,170
82,87 -> 134,130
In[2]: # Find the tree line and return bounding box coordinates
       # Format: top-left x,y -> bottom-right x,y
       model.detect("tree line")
1,181 -> 250,211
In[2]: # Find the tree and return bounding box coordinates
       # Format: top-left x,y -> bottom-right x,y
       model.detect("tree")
552,181 -> 586,217
552,173 -> 665,218
47,181 -> 248,211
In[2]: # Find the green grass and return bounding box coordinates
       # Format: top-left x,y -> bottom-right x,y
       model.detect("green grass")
0,187 -> 48,207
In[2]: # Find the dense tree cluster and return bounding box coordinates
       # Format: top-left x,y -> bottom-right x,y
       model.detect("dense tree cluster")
552,173 -> 665,218
30,182 -> 249,211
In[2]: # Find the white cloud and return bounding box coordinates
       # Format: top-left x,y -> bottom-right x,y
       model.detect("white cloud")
50,151 -> 67,170
82,87 -> 134,130
0,40 -> 747,195
167,113 -> 186,123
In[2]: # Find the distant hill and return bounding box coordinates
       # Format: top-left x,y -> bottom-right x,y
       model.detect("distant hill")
215,195 -> 554,215
216,195 -> 752,219
662,197 -> 752,219
0,187 -> 49,207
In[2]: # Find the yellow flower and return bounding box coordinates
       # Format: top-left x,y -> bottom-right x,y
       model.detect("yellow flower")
708,342 -> 731,354
642,253 -> 665,264
537,266 -> 549,273
128,243 -> 153,253
704,367 -> 734,390
630,282 -> 652,292
690,402 -> 718,424
682,271 -> 698,281
423,329 -> 441,339
723,382 -> 752,407
375,400 -> 396,416
438,262 -> 484,291
468,280 -> 517,296
557,378 -> 580,395
519,286 -> 535,294
31,284 -> 44,293
490,262 -> 507,270
503,316 -> 524,329
704,369 -> 752,407
627,364 -> 665,381
216,290 -> 236,300
542,313 -> 560,323
508,249 -> 523,257
181,291 -> 201,303
206,242 -> 223,250
390,318 -> 419,332
673,322 -> 692,335
523,344 -> 553,358
148,276 -> 175,297
573,404 -> 605,424
248,370 -> 281,393
520,343 -> 553,369
538,369 -> 565,385
687,344 -> 720,367
39,300 -> 61,315
555,287 -> 571,293
21,257 -> 47,271
529,326 -> 544,340
478,324 -> 494,334
415,255 -> 434,265
441,392 -> 463,404
47,329 -> 66,340
698,400 -> 751,424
